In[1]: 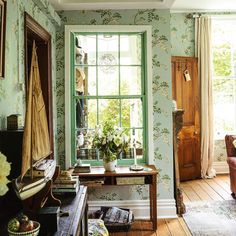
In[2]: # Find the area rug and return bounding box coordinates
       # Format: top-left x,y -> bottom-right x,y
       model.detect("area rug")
183,200 -> 236,236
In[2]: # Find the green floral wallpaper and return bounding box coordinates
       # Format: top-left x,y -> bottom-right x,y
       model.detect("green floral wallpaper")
170,13 -> 195,57
0,0 -> 59,158
56,9 -> 174,200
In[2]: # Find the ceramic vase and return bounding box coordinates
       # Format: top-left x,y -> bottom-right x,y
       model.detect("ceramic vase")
103,159 -> 117,172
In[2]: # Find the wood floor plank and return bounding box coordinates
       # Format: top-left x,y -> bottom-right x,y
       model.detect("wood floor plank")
218,175 -> 230,186
182,185 -> 201,201
178,218 -> 192,236
187,180 -> 212,201
140,221 -> 157,236
213,176 -> 231,193
165,218 -> 187,236
110,231 -> 127,236
156,219 -> 171,236
204,178 -> 232,200
192,179 -> 223,201
182,190 -> 191,203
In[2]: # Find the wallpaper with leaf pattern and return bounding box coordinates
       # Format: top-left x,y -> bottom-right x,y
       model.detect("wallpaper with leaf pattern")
56,9 -> 174,200
171,13 -> 195,57
0,0 -> 58,159
1,3 -> 228,204
170,13 -> 227,162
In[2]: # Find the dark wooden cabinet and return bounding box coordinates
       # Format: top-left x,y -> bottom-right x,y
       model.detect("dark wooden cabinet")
0,130 -> 23,180
53,186 -> 88,236
0,130 -> 24,229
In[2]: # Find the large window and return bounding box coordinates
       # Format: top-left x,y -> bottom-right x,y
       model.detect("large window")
65,26 -> 153,167
212,19 -> 236,140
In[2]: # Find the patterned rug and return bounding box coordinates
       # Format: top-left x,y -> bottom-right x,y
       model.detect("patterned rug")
183,200 -> 236,236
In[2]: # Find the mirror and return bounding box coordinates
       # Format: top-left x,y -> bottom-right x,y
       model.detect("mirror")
0,0 -> 6,78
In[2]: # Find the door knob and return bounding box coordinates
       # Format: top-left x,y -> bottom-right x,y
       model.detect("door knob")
194,131 -> 198,135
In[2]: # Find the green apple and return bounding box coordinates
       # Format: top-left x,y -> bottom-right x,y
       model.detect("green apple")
8,218 -> 20,232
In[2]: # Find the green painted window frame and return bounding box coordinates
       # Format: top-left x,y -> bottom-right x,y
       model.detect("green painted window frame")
70,32 -> 147,166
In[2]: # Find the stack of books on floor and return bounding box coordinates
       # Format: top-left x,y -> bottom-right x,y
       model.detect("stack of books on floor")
52,172 -> 80,195
73,163 -> 91,173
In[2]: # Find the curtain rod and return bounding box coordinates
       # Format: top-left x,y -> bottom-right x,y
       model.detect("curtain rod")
186,13 -> 236,19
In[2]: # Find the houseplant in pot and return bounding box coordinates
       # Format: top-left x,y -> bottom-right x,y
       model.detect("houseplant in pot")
91,122 -> 130,171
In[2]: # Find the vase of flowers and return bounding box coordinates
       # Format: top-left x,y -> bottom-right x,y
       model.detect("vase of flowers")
91,122 -> 130,171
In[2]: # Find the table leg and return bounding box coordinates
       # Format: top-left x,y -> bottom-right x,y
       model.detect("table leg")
152,174 -> 157,231
149,183 -> 153,222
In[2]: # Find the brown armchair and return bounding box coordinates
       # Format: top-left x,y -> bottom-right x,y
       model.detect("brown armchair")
225,135 -> 236,198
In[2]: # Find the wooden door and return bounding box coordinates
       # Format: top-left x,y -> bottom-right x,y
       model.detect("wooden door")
172,56 -> 201,181
24,13 -> 54,158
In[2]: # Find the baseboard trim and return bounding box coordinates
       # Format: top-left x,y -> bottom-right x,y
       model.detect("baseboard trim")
213,161 -> 229,174
88,199 -> 177,219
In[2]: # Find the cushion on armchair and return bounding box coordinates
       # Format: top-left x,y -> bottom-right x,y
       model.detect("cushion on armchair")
227,157 -> 236,170
233,140 -> 236,148
225,135 -> 236,195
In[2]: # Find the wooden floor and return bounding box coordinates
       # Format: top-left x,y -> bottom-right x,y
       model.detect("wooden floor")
110,174 -> 231,236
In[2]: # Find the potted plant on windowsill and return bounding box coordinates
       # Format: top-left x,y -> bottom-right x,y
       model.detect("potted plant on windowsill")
91,122 -> 130,171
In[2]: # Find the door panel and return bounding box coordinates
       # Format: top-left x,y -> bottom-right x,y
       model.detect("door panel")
172,56 -> 201,181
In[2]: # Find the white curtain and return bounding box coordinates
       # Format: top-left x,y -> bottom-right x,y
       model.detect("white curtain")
195,16 -> 216,178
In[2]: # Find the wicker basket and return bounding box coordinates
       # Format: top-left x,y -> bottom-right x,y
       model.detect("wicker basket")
101,207 -> 134,232
8,221 -> 40,236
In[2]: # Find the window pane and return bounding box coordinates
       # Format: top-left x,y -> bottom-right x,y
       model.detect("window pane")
74,67 -> 85,94
98,99 -> 120,125
131,128 -> 143,159
121,99 -> 143,128
213,47 -> 231,77
213,79 -> 236,137
212,20 -> 236,139
75,98 -> 85,129
72,32 -> 146,164
135,129 -> 144,159
74,66 -> 96,96
120,66 -> 141,95
76,99 -> 97,129
98,66 -> 119,95
120,35 -> 141,65
98,34 -> 118,67
76,35 -> 96,65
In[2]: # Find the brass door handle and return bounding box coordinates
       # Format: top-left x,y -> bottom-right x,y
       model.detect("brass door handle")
194,131 -> 198,135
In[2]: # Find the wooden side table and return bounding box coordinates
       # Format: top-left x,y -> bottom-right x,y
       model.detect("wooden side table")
74,165 -> 158,231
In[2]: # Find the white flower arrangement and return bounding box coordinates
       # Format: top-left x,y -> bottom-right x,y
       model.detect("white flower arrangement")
0,152 -> 11,196
89,122 -> 130,163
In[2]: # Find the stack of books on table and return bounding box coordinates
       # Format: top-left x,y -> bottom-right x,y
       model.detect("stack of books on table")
73,163 -> 91,173
52,174 -> 80,195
